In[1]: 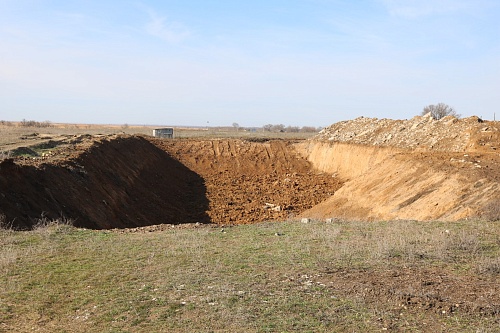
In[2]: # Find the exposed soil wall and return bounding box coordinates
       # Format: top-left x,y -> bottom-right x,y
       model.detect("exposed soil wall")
0,136 -> 209,229
151,138 -> 343,225
295,141 -> 400,179
2,114 -> 499,229
296,116 -> 500,221
0,136 -> 342,229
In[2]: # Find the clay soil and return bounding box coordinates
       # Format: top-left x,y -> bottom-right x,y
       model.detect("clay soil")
2,115 -> 500,228
0,133 -> 342,229
153,138 -> 343,225
298,115 -> 500,221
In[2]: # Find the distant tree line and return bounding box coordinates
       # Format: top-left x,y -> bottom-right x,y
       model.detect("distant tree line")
0,120 -> 13,126
19,119 -> 53,128
262,124 -> 321,133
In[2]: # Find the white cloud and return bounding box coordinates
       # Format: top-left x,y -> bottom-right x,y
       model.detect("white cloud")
145,10 -> 190,43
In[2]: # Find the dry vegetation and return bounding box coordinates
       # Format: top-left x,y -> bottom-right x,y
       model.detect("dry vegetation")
1,218 -> 500,332
482,200 -> 500,222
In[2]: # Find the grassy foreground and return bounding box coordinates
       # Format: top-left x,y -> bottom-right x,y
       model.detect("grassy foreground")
1,219 -> 500,332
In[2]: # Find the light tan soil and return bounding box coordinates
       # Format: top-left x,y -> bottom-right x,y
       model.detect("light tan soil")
298,115 -> 500,221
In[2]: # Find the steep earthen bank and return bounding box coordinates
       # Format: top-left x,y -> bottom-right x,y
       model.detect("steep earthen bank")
153,138 -> 343,225
0,136 -> 210,229
296,115 -> 500,221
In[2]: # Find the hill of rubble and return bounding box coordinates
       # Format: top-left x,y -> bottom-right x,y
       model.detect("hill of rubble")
297,114 -> 500,221
315,113 -> 500,152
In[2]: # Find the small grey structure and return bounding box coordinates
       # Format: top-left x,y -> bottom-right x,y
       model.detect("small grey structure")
153,127 -> 174,138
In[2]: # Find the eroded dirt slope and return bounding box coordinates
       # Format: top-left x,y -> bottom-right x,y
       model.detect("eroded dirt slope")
0,136 -> 209,229
298,114 -> 500,221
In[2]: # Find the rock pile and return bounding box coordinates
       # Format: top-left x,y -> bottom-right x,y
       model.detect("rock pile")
315,114 -> 499,152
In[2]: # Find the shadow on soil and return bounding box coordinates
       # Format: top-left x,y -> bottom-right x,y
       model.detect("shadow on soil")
0,136 -> 210,230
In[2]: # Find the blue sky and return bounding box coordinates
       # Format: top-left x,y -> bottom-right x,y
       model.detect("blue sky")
1,0 -> 499,127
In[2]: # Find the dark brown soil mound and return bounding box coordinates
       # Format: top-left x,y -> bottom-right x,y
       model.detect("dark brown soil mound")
0,136 -> 209,229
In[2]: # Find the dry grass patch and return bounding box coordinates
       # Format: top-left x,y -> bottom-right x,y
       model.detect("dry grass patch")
1,219 -> 500,332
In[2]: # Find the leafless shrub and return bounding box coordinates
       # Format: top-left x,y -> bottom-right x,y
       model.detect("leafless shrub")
441,230 -> 481,257
285,125 -> 300,133
374,227 -> 428,262
481,200 -> 500,221
421,103 -> 460,120
0,150 -> 11,160
271,124 -> 285,132
32,215 -> 74,232
262,124 -> 320,133
0,214 -> 13,230
476,257 -> 500,275
20,119 -> 53,128
0,120 -> 13,126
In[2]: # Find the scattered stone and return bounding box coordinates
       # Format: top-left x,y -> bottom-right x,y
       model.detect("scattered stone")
315,115 -> 497,152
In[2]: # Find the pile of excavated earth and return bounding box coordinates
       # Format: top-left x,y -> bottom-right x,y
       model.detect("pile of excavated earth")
1,113 -> 499,229
298,113 -> 500,221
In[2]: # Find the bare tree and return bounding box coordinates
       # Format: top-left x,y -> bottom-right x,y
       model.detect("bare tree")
421,103 -> 460,120
286,126 -> 300,133
263,124 -> 273,132
271,124 -> 285,132
232,122 -> 240,131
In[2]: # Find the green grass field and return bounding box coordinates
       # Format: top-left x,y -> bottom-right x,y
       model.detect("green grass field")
1,219 -> 499,332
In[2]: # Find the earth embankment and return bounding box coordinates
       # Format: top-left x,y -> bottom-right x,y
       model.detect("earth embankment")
0,136 -> 210,229
2,114 -> 499,228
297,114 -> 500,221
151,138 -> 343,224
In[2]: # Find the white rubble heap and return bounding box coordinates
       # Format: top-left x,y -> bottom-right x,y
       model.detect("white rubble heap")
315,113 -> 494,152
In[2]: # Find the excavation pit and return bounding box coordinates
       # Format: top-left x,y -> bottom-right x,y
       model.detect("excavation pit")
0,135 -> 342,230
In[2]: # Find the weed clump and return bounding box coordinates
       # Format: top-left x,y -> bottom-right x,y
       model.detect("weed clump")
32,215 -> 74,231
481,200 -> 500,221
0,150 -> 11,161
477,257 -> 500,275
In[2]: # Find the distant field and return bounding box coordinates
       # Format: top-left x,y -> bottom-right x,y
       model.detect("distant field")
0,123 -> 316,149
1,219 -> 500,332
